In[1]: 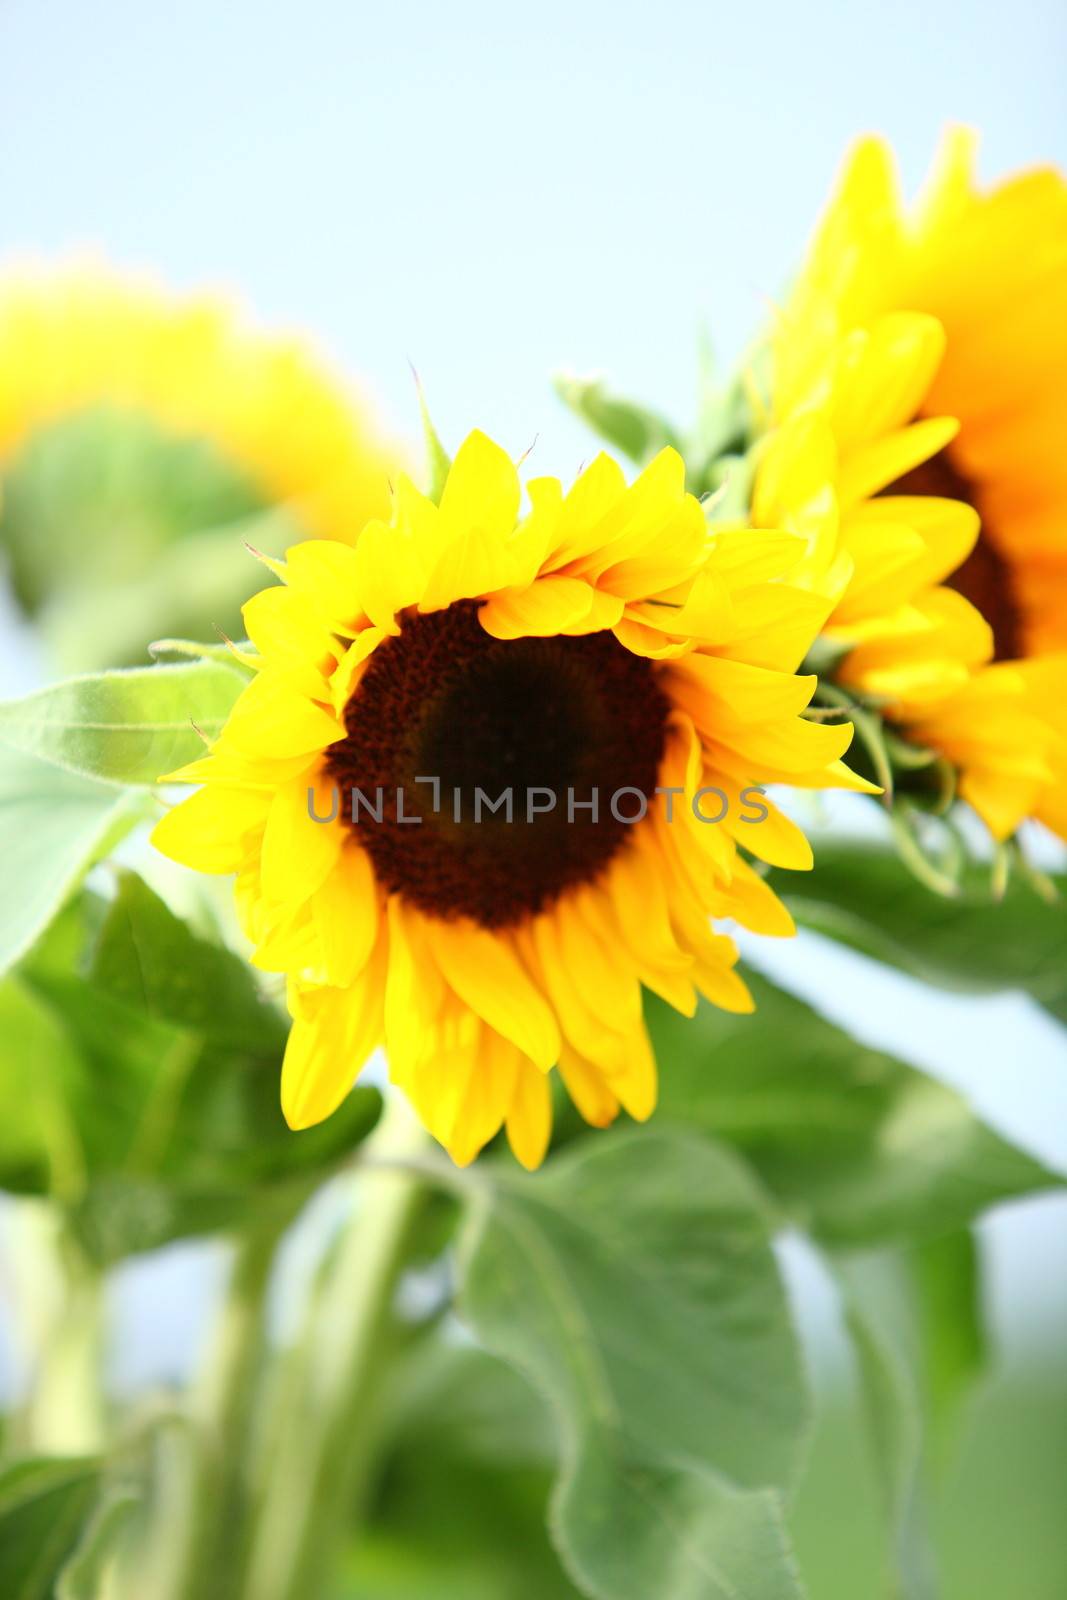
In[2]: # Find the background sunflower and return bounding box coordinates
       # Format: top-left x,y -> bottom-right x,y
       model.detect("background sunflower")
0,264 -> 398,669
0,5 -> 1065,1600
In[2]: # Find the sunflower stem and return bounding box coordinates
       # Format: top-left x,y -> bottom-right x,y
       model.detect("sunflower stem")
164,1216 -> 284,1600
241,1094 -> 428,1600
5,1200 -> 107,1455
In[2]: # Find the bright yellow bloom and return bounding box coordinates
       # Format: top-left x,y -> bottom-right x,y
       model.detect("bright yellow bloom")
0,262 -> 396,539
153,430 -> 870,1167
755,131 -> 1067,841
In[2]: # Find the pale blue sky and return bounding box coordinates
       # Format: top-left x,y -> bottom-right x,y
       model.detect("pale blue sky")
0,0 -> 1064,1380
2,0 -> 1065,471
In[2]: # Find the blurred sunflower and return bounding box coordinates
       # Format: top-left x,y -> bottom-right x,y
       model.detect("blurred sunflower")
754,131 -> 1067,843
153,430 -> 871,1167
0,262 -> 397,667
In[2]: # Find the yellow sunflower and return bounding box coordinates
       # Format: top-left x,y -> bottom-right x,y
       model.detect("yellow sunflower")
152,430 -> 871,1168
0,261 -> 398,663
753,131 -> 1067,842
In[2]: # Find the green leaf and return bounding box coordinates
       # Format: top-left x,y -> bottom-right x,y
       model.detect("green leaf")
0,661 -> 245,787
0,975 -> 86,1198
0,402 -> 302,671
340,1345 -> 581,1600
338,1342 -> 578,1599
90,870 -> 283,1051
457,1129 -> 810,1600
148,636 -> 258,673
56,1481 -> 141,1600
0,1455 -> 102,1600
835,1270 -> 936,1600
910,1229 -> 987,1472
784,846 -> 1067,1025
2,874 -> 381,1259
647,975 -> 1060,1245
554,375 -> 681,466
413,375 -> 452,505
0,749 -> 145,977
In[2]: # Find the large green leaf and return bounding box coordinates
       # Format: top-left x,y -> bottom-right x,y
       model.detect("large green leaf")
783,846 -> 1067,1025
647,975 -> 1059,1246
0,661 -> 244,786
0,749 -> 145,977
457,1129 -> 810,1600
1,873 -> 380,1260
0,1456 -> 102,1600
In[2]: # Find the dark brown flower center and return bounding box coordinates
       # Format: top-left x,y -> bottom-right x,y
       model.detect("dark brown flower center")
890,450 -> 1022,661
324,601 -> 669,927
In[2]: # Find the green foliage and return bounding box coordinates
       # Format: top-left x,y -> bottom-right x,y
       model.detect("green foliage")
0,1456 -> 102,1600
0,873 -> 380,1260
0,403 -> 302,670
414,378 -> 452,505
0,749 -> 146,977
646,975 -> 1059,1245
457,1129 -> 810,1600
554,375 -> 682,466
339,1346 -> 580,1600
910,1229 -> 988,1471
0,660 -> 246,786
784,845 -> 1067,1024
55,1481 -> 142,1600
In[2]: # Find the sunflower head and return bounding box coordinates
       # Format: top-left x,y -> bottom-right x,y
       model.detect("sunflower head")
751,131 -> 1067,854
153,429 -> 868,1168
0,261 -> 398,667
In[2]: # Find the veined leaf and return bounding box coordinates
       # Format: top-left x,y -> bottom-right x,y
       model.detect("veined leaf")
0,661 -> 245,787
458,1129 -> 810,1600
647,975 -> 1060,1245
0,749 -> 145,977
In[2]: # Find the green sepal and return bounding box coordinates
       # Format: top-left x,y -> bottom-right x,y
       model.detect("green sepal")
413,373 -> 452,504
554,373 -> 682,467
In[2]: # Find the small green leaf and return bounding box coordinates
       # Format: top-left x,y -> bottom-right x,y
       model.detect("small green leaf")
554,374 -> 681,466
458,1129 -> 810,1600
0,750 -> 145,977
0,661 -> 245,786
413,375 -> 452,505
0,1455 -> 102,1600
648,975 -> 1059,1245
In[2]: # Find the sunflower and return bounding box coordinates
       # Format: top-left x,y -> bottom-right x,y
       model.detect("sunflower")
152,430 -> 871,1167
0,261 -> 397,663
754,131 -> 1067,842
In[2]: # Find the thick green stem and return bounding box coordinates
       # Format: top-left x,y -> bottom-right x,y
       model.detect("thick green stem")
7,1200 -> 107,1455
184,1220 -> 283,1600
241,1096 -> 427,1600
